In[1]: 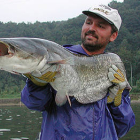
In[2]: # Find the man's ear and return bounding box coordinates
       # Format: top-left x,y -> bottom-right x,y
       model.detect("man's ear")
110,32 -> 118,42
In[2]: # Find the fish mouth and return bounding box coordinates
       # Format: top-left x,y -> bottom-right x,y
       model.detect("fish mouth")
0,42 -> 14,57
0,42 -> 8,56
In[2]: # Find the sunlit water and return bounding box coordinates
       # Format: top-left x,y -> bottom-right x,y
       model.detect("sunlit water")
0,104 -> 139,140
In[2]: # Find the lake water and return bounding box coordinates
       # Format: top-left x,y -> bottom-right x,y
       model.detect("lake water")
119,104 -> 140,140
0,106 -> 42,140
0,104 -> 139,140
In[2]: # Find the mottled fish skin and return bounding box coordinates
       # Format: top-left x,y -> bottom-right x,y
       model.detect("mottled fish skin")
51,53 -> 128,104
0,38 -> 130,105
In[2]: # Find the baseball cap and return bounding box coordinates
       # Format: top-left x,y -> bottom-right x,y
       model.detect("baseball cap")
82,4 -> 122,31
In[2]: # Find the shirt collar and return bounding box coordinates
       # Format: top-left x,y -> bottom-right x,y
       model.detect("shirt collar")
64,45 -> 89,56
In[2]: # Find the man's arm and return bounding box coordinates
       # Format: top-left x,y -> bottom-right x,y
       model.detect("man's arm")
107,65 -> 135,138
21,79 -> 55,111
108,89 -> 135,138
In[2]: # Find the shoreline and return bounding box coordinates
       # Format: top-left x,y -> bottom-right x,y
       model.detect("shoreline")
0,98 -> 24,106
131,99 -> 140,104
0,98 -> 139,106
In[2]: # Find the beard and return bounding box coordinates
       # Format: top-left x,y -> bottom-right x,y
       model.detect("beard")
82,39 -> 104,52
81,30 -> 107,52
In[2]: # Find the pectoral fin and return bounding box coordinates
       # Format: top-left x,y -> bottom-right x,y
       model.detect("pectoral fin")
48,57 -> 75,65
55,92 -> 71,106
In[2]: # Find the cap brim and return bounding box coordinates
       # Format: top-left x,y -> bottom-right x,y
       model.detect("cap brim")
82,11 -> 114,25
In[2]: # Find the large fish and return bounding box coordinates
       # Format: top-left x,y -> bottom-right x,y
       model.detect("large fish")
0,37 -> 130,106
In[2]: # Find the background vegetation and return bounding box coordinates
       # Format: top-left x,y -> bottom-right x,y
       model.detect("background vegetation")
0,0 -> 139,98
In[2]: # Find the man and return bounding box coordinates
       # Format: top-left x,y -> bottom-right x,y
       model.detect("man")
21,4 -> 135,140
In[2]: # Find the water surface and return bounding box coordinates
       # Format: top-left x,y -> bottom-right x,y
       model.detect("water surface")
0,104 -> 139,140
119,104 -> 140,140
0,106 -> 42,140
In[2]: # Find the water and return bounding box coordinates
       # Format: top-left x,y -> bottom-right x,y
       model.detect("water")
0,106 -> 42,140
0,104 -> 139,140
119,104 -> 140,140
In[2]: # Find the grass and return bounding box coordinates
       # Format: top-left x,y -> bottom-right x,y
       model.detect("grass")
0,94 -> 21,99
0,92 -> 139,100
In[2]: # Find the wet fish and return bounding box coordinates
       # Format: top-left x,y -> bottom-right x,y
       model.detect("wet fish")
0,37 -> 130,106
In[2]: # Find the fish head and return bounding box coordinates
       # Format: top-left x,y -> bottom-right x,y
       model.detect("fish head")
0,41 -> 47,74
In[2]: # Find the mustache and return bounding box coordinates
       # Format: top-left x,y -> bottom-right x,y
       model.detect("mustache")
85,31 -> 98,39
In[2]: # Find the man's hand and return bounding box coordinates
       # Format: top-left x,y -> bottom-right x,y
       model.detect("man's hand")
107,65 -> 127,106
24,65 -> 59,86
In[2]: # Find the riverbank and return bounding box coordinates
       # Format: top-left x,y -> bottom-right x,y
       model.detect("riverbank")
131,99 -> 140,103
0,95 -> 140,106
0,98 -> 24,106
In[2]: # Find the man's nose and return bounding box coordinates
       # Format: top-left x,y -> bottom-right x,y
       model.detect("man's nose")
89,23 -> 96,31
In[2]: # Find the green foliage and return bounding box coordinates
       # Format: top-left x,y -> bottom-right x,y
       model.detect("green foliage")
0,0 -> 140,97
108,0 -> 140,87
131,83 -> 140,93
0,71 -> 26,98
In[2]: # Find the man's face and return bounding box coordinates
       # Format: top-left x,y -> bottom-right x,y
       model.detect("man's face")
81,15 -> 117,53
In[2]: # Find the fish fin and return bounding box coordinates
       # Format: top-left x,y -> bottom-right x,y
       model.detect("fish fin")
48,57 -> 75,65
12,71 -> 20,75
66,93 -> 71,107
32,70 -> 42,77
9,71 -> 20,75
65,57 -> 75,65
55,92 -> 68,106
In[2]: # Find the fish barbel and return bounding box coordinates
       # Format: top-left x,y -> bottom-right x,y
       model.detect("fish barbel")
0,37 -> 130,105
